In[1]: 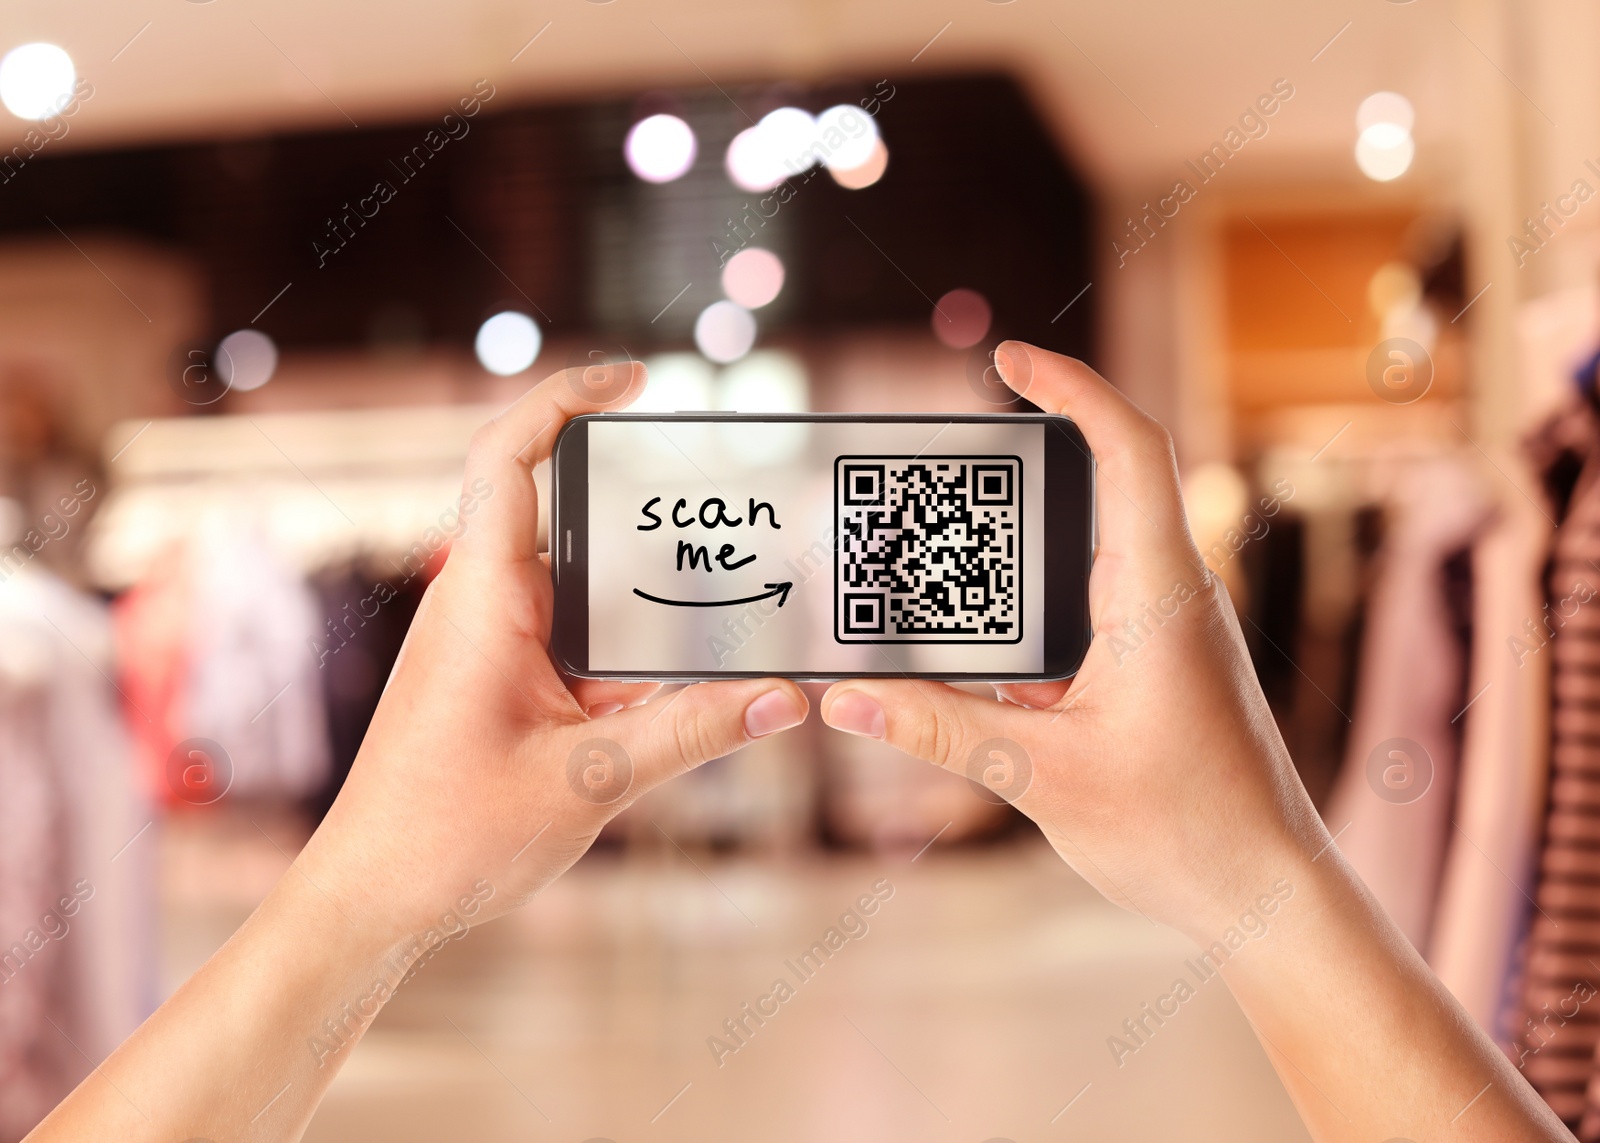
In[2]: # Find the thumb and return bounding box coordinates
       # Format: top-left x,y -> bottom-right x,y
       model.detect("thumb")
820,681 -> 1037,804
588,679 -> 809,801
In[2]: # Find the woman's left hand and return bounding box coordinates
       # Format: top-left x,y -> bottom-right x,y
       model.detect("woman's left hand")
298,360 -> 809,953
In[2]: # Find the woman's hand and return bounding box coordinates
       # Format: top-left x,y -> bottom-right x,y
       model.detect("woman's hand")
821,342 -> 1317,940
821,342 -> 1573,1143
24,362 -> 809,1143
300,360 -> 810,951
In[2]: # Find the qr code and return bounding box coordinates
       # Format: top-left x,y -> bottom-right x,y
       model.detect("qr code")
835,455 -> 1022,644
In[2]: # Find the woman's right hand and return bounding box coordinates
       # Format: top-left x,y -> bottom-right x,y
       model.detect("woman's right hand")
820,341 -> 1326,941
817,341 -> 1576,1143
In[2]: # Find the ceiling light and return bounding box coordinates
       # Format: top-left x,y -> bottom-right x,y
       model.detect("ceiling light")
624,113 -> 697,184
474,311 -> 542,375
721,248 -> 785,309
1356,91 -> 1414,134
0,43 -> 74,121
694,301 -> 757,364
725,126 -> 787,193
1355,126 -> 1414,181
758,107 -> 818,176
1354,92 -> 1415,182
215,330 -> 278,392
931,289 -> 992,349
816,104 -> 880,171
1361,122 -> 1409,149
830,139 -> 889,190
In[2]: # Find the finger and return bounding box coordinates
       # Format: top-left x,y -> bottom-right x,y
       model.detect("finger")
995,341 -> 1197,575
820,680 -> 1035,800
568,677 -> 662,717
457,361 -> 648,564
601,679 -> 809,795
994,681 -> 1072,709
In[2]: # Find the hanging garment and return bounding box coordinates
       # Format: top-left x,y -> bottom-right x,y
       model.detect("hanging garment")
1322,459 -> 1486,951
1505,408 -> 1600,1126
1432,409 -> 1583,1040
0,568 -> 153,1142
0,581 -> 71,1140
180,518 -> 331,799
111,544 -> 190,806
309,565 -> 425,820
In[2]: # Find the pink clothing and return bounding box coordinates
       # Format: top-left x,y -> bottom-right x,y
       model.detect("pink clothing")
1324,460 -> 1486,950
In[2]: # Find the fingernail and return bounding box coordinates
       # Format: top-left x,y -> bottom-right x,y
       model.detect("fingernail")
744,689 -> 806,738
995,341 -> 1035,400
824,692 -> 886,739
587,702 -> 624,718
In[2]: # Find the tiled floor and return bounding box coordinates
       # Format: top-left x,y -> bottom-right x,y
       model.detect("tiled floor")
163,818 -> 1309,1143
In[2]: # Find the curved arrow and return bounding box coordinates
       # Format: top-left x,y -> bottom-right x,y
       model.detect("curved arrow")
632,582 -> 794,609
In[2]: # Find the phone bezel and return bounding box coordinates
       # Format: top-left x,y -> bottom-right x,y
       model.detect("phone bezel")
551,413 -> 1093,683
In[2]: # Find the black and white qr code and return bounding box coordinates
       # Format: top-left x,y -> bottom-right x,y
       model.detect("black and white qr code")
834,455 -> 1022,644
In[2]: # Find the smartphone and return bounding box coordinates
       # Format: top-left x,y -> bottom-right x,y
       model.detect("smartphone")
550,413 -> 1093,682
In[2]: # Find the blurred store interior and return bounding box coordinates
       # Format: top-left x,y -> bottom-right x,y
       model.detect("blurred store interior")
6,0 -> 1600,1140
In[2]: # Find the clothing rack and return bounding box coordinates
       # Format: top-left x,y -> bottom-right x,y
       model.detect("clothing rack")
86,404 -> 507,590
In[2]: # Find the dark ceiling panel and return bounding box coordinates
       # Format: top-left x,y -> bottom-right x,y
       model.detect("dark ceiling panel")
0,73 -> 1095,366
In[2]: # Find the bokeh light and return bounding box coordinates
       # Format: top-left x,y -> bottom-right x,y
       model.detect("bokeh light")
474,311 -> 542,375
1367,262 -> 1421,319
931,288 -> 992,349
634,353 -> 715,411
717,350 -> 809,413
695,301 -> 758,364
634,354 -> 717,457
1355,127 -> 1414,181
725,126 -> 786,193
1354,92 -> 1414,182
721,248 -> 785,309
758,107 -> 819,175
624,113 -> 697,183
829,138 -> 889,189
215,330 -> 278,392
715,350 -> 810,464
1357,91 -> 1414,134
724,108 -> 820,192
0,43 -> 75,121
815,104 -> 879,171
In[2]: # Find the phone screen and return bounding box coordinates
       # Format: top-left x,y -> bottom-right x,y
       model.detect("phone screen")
557,415 -> 1090,680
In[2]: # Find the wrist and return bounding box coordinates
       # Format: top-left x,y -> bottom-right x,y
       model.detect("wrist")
252,869 -> 430,1073
1169,817 -> 1324,947
1181,837 -> 1374,1002
256,861 -> 405,979
289,797 -> 453,954
290,813 -> 507,979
